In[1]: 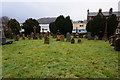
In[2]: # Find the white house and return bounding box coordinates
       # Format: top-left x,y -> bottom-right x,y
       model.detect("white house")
39,24 -> 49,32
72,21 -> 87,33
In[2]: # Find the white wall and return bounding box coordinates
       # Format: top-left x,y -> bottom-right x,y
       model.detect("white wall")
39,24 -> 50,32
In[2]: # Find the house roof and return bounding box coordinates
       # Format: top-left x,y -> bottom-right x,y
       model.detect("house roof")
37,17 -> 56,24
88,11 -> 120,17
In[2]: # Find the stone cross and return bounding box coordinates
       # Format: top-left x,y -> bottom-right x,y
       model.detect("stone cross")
33,26 -> 37,34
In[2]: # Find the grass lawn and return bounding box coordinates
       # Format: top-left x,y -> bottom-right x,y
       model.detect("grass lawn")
2,36 -> 119,78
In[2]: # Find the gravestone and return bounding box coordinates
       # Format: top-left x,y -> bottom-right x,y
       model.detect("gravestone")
114,38 -> 120,51
33,26 -> 38,40
75,33 -> 79,38
114,24 -> 120,51
22,34 -> 25,40
60,35 -> 65,41
78,39 -> 81,43
71,38 -> 75,44
66,32 -> 71,42
15,35 -> 19,41
39,34 -> 42,40
30,33 -> 33,39
109,35 -> 116,46
56,35 -> 61,41
0,29 -> 13,45
94,35 -> 99,41
53,34 -> 57,38
44,36 -> 49,44
87,32 -> 93,40
28,35 -> 31,40
33,34 -> 38,40
0,29 -> 6,44
56,31 -> 61,41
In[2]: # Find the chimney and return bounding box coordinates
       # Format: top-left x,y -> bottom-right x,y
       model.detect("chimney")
109,8 -> 113,16
99,8 -> 102,13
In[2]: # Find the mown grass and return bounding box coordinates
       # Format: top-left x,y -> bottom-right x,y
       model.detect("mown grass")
2,36 -> 119,78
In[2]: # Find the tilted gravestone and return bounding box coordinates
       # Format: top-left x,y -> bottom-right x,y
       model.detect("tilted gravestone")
71,38 -> 75,44
66,32 -> 71,42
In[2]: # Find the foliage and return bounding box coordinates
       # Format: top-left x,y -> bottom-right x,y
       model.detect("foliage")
107,14 -> 118,38
86,12 -> 106,38
7,19 -> 21,35
49,22 -> 57,34
22,18 -> 40,35
49,15 -> 73,35
2,37 -> 119,78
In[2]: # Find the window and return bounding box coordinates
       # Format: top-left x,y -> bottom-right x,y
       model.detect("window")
79,25 -> 83,27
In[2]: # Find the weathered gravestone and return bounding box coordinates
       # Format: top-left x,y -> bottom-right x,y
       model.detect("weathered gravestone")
109,35 -> 116,46
78,39 -> 81,43
114,38 -> 120,51
33,26 -> 38,40
22,34 -> 25,40
39,34 -> 42,40
0,29 -> 13,45
66,32 -> 71,42
71,38 -> 75,44
52,34 -> 57,38
75,33 -> 79,38
56,31 -> 61,41
60,35 -> 65,41
14,35 -> 19,41
56,35 -> 61,41
44,36 -> 49,44
94,35 -> 99,41
33,34 -> 38,40
87,32 -> 93,40
28,35 -> 31,40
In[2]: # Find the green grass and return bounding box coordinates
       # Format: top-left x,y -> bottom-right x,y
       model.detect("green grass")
2,36 -> 119,78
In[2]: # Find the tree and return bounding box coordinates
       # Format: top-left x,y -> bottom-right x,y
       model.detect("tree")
49,22 -> 57,34
65,16 -> 73,34
49,15 -> 73,35
22,18 -> 40,35
7,19 -> 21,35
86,10 -> 106,38
107,14 -> 118,38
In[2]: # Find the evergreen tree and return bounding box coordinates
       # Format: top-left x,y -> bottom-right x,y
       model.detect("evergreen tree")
49,15 -> 73,35
107,14 -> 118,37
7,19 -> 21,35
23,18 -> 40,35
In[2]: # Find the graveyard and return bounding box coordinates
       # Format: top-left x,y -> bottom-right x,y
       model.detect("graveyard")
2,36 -> 119,78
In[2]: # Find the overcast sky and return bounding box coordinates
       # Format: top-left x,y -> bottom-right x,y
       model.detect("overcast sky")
1,0 -> 120,23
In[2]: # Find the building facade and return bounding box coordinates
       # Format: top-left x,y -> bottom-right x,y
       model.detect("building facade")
72,21 -> 87,33
39,24 -> 49,32
87,8 -> 120,22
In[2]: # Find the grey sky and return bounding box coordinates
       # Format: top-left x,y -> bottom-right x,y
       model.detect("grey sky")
1,0 -> 120,23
